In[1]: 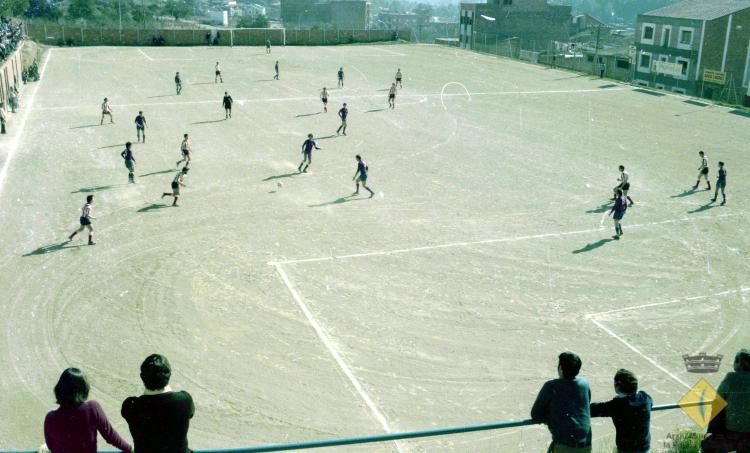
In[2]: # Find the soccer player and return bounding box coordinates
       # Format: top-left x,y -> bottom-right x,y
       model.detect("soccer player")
320,87 -> 329,112
222,92 -> 233,119
175,72 -> 182,95
68,195 -> 96,245
274,61 -> 279,80
336,103 -> 348,135
612,165 -> 633,206
388,83 -> 397,109
121,142 -> 136,183
609,189 -> 627,238
353,155 -> 374,197
134,111 -> 147,143
176,133 -> 191,167
693,150 -> 711,190
395,68 -> 403,88
712,161 -> 727,205
266,39 -> 271,54
100,98 -> 114,125
215,62 -> 223,83
337,67 -> 344,88
162,167 -> 189,207
298,133 -> 321,173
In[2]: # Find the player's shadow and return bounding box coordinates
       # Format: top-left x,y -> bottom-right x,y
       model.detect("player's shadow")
192,119 -> 225,125
23,241 -> 84,257
263,172 -> 300,181
191,82 -> 216,86
308,195 -> 366,208
376,88 -> 390,92
69,124 -> 101,129
70,184 -> 118,194
138,203 -> 170,213
585,203 -> 611,214
147,94 -> 176,98
316,135 -> 340,140
365,108 -> 387,113
295,112 -> 321,118
140,169 -> 174,177
688,202 -> 719,214
96,144 -> 123,149
255,79 -> 275,82
671,188 -> 698,198
572,238 -> 616,254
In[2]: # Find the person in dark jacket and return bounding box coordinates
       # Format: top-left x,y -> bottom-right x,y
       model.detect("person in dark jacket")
122,354 -> 195,453
702,349 -> 750,453
531,352 -> 592,453
591,369 -> 652,453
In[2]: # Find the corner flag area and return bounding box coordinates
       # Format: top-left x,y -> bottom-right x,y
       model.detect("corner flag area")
0,43 -> 748,451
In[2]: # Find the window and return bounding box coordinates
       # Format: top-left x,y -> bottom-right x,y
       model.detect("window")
616,58 -> 630,69
678,27 -> 694,49
641,23 -> 655,44
672,87 -> 687,94
676,57 -> 690,79
639,51 -> 652,72
661,25 -> 671,46
655,83 -> 665,90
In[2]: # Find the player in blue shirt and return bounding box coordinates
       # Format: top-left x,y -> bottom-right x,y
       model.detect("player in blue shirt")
298,134 -> 321,173
336,103 -> 348,136
174,72 -> 182,95
134,111 -> 147,143
353,155 -> 374,197
337,67 -> 344,88
711,161 -> 727,205
121,141 -> 136,183
609,189 -> 627,238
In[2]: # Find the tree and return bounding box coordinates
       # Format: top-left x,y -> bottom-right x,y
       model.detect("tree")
66,0 -> 95,21
161,0 -> 196,20
1,0 -> 30,16
24,0 -> 62,19
237,14 -> 269,28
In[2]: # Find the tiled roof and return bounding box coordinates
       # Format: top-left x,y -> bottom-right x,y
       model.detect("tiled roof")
643,0 -> 750,20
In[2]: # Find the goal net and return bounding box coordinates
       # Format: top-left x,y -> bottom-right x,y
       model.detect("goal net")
229,28 -> 286,46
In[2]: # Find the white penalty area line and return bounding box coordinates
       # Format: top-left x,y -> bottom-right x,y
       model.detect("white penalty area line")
31,87 -> 624,112
269,212 -> 739,266
586,286 -> 750,390
272,263 -> 405,453
0,48 -> 53,201
588,317 -> 691,389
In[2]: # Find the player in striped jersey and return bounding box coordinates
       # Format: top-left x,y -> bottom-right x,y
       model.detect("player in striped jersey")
162,167 -> 189,207
612,165 -> 633,206
68,195 -> 96,245
693,151 -> 711,191
176,134 -> 191,167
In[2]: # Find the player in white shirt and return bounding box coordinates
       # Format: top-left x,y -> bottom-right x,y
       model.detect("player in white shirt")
176,134 -> 191,167
388,83 -> 397,109
612,165 -> 634,206
162,167 -> 189,207
100,98 -> 114,125
68,195 -> 96,245
395,69 -> 403,88
215,62 -> 223,83
693,150 -> 711,190
320,87 -> 329,113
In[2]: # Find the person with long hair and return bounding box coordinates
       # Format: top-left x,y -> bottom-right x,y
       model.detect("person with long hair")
44,368 -> 132,453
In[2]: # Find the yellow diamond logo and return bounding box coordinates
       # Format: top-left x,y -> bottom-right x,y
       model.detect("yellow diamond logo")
679,378 -> 727,428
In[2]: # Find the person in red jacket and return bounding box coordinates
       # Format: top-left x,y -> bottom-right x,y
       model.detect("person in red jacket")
44,368 -> 132,453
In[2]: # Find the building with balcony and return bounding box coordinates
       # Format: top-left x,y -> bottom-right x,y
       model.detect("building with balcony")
634,0 -> 750,102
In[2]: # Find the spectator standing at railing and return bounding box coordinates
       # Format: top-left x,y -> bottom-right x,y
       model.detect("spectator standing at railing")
43,368 -> 133,453
590,369 -> 652,453
531,352 -> 592,453
702,349 -> 750,453
0,103 -> 6,134
121,354 -> 195,453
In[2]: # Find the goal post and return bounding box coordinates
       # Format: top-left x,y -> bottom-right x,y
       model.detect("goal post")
228,28 -> 285,47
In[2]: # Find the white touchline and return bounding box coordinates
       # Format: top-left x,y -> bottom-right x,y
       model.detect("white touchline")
0,48 -> 53,201
589,317 -> 691,389
32,87 -> 624,111
137,48 -> 154,61
269,213 -> 740,266
272,264 -> 405,453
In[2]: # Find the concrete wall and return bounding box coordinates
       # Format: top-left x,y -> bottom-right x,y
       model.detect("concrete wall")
0,46 -> 23,112
25,23 -> 409,46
